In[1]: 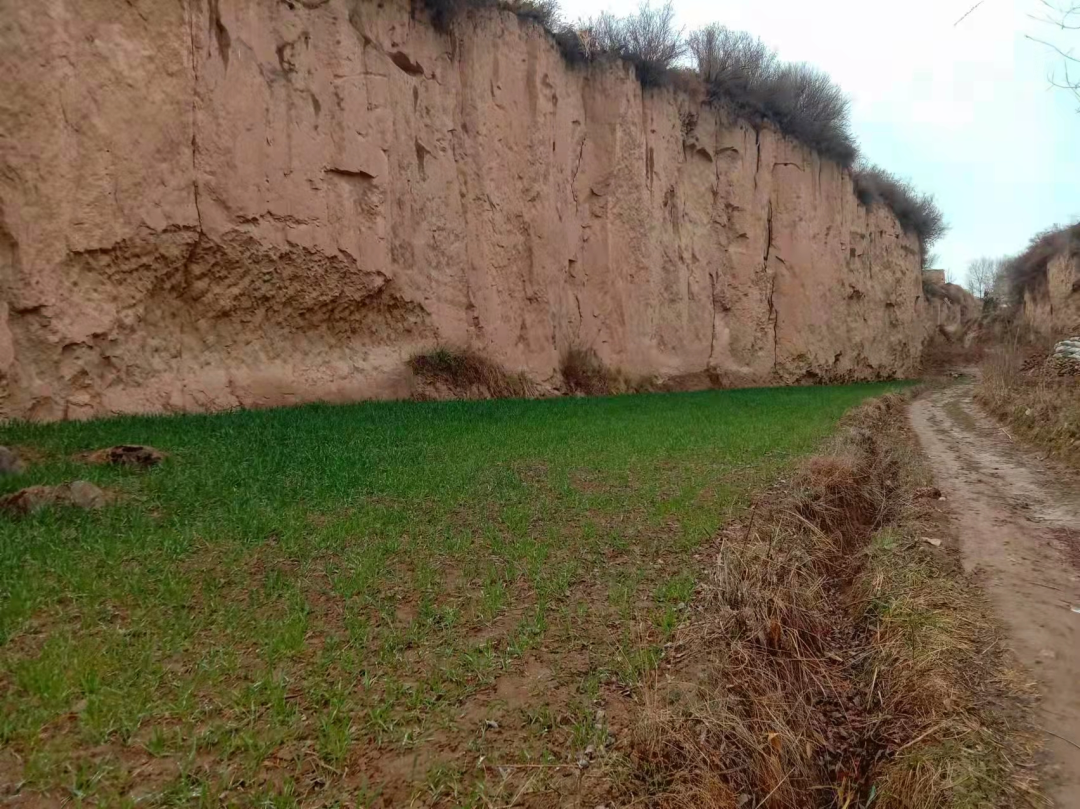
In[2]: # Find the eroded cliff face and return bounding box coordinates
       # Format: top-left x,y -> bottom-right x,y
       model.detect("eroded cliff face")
922,281 -> 981,344
0,0 -> 925,421
1022,251 -> 1080,337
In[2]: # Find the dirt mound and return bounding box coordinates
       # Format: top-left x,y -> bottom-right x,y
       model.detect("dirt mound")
0,481 -> 107,516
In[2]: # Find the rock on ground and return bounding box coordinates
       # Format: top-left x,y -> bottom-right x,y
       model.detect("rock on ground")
0,481 -> 107,516
0,446 -> 23,476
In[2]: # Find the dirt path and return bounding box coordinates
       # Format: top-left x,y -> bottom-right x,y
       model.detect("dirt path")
910,382 -> 1080,807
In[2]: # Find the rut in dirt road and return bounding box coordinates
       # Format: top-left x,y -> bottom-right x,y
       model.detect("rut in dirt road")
910,382 -> 1080,807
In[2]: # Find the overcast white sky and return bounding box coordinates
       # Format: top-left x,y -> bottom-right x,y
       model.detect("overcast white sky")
571,0 -> 1080,286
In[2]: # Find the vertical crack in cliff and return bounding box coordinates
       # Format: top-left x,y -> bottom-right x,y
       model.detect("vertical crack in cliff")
186,0 -> 204,235
452,36 -> 483,340
708,268 -> 718,369
763,201 -> 773,266
571,130 -> 586,207
753,129 -> 761,191
768,272 -> 778,375
764,201 -> 778,374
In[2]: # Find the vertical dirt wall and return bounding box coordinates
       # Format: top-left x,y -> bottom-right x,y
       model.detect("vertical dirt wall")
0,0 -> 926,420
1022,251 -> 1080,337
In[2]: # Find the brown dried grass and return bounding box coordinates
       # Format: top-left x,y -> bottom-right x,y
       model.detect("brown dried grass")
408,347 -> 537,399
626,393 -> 1042,808
977,339 -> 1080,470
560,347 -> 656,396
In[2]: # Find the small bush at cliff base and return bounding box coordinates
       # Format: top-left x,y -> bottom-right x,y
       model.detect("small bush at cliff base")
409,346 -> 533,398
853,163 -> 947,263
560,347 -> 656,395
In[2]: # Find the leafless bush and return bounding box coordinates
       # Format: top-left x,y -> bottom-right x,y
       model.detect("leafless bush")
688,24 -> 857,167
852,163 -> 947,263
1002,220 -> 1080,304
580,1 -> 686,87
498,0 -> 561,30
767,64 -> 857,166
409,347 -> 535,399
420,0 -> 562,34
688,25 -> 777,93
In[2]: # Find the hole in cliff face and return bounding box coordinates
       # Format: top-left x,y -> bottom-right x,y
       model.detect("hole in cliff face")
389,51 -> 425,76
326,167 -> 377,182
850,247 -> 857,259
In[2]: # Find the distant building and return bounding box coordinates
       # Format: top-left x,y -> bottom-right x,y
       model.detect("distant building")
923,268 -> 946,285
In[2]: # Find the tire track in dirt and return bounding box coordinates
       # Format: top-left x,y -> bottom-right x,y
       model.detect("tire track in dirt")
910,382 -> 1080,807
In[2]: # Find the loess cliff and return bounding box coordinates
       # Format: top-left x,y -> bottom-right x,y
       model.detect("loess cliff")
1021,249 -> 1080,337
0,0 -> 927,421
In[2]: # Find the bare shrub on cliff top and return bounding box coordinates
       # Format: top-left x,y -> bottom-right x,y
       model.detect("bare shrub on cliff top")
688,24 -> 857,167
1003,220 -> 1080,304
498,0 -> 561,29
420,0 -> 562,33
852,163 -> 947,263
580,1 -> 686,87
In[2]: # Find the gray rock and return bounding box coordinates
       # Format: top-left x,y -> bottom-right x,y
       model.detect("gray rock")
66,481 -> 106,510
0,446 -> 24,476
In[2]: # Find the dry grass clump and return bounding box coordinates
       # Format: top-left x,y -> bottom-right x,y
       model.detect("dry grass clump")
853,163 -> 947,264
560,347 -> 655,396
687,24 -> 857,167
1003,220 -> 1080,305
409,347 -> 536,399
977,339 -> 1080,468
627,393 -> 1040,808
